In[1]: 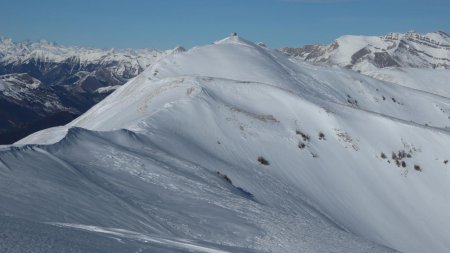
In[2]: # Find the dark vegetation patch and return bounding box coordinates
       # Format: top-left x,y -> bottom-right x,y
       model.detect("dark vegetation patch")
318,132 -> 326,140
346,94 -> 358,106
381,146 -> 431,173
298,142 -> 306,149
390,97 -> 402,105
257,156 -> 269,165
390,150 -> 411,167
391,152 -> 397,160
296,130 -> 310,142
334,129 -> 359,151
414,165 -> 422,172
381,149 -> 417,171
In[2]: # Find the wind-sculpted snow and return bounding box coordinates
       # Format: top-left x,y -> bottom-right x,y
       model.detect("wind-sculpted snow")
1,127 -> 392,252
5,35 -> 450,252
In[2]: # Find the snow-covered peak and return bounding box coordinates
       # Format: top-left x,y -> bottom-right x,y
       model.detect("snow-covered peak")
282,31 -> 450,70
166,45 -> 186,55
214,33 -> 256,46
147,34 -> 296,90
281,31 -> 450,99
172,45 -> 186,52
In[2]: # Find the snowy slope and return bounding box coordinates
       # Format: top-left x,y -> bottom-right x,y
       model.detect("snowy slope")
353,67 -> 450,98
2,128 -> 391,253
4,35 -> 450,252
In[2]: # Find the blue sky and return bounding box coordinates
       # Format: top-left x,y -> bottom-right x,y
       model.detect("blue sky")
1,0 -> 449,49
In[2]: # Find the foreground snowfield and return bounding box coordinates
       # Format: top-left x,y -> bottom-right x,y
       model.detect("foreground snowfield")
3,35 -> 450,252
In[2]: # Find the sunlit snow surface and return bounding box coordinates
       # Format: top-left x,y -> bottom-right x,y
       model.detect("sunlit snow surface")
3,36 -> 450,252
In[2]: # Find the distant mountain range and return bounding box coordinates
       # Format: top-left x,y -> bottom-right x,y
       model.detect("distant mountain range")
0,37 -> 168,143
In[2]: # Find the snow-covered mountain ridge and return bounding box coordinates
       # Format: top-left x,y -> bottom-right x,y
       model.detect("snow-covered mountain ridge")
281,31 -> 450,99
2,35 -> 450,252
281,31 -> 450,70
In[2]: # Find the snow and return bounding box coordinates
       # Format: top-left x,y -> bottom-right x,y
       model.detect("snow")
3,127 -> 393,253
95,85 -> 122,94
0,80 -> 5,91
358,67 -> 450,98
4,35 -> 450,252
